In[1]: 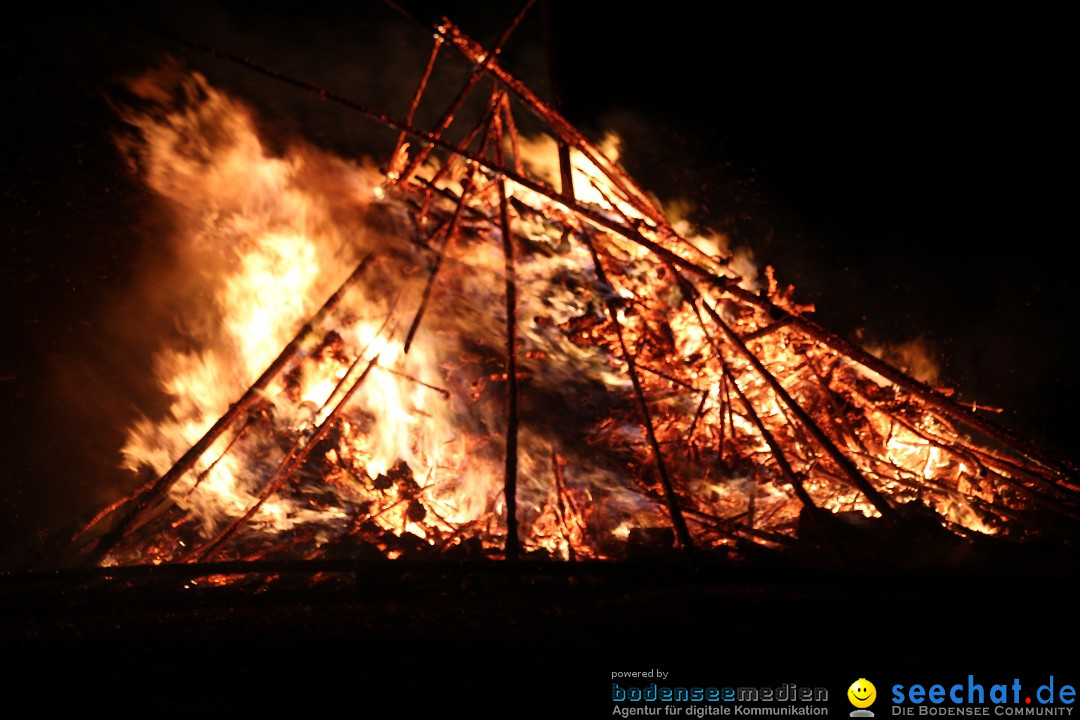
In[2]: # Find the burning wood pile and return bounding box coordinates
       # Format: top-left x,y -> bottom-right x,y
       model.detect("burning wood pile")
76,6 -> 1080,571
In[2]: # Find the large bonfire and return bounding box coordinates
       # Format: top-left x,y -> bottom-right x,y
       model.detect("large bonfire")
78,12 -> 1079,570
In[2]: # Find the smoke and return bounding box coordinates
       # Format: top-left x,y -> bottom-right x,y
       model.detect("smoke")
859,333 -> 941,386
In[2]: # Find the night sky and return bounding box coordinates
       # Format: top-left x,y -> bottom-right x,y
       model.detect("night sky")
1,2 -> 1076,563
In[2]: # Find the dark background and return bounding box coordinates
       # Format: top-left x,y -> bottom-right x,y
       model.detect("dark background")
1,2 -> 1076,712
1,2 -> 1076,562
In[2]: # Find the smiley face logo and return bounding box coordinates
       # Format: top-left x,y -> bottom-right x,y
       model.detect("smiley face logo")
848,679 -> 877,709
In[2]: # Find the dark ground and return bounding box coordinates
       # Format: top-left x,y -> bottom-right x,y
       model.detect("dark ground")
2,566 -> 1075,715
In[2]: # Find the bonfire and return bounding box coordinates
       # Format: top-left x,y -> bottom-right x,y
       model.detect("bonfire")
76,6 -> 1080,573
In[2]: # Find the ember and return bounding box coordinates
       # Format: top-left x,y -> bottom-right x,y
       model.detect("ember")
75,8 -> 1080,571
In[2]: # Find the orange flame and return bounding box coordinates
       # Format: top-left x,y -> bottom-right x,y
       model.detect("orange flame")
99,65 -> 1046,567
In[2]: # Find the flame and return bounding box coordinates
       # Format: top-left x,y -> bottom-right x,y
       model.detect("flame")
96,63 -> 1053,568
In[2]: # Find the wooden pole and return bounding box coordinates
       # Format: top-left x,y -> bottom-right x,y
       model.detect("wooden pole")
388,35 -> 443,181
493,106 -> 521,561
